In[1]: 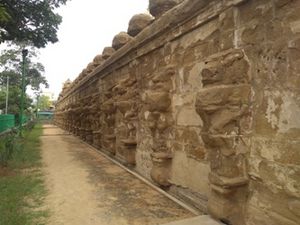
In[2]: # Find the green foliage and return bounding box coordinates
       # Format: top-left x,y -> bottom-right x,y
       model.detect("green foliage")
0,124 -> 48,225
37,95 -> 51,111
0,130 -> 18,166
0,46 -> 49,115
0,122 -> 36,166
0,0 -> 68,48
0,5 -> 10,22
0,46 -> 49,90
0,84 -> 33,115
9,123 -> 42,168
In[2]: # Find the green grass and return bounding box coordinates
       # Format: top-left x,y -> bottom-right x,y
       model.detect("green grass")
0,124 -> 48,225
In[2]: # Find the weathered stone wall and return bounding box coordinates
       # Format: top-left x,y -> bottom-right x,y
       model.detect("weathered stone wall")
54,0 -> 300,224
239,1 -> 300,225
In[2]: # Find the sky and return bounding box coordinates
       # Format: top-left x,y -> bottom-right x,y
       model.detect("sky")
39,0 -> 149,99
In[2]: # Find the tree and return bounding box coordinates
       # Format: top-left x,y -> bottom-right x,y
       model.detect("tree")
37,95 -> 51,111
0,85 -> 32,115
0,0 -> 68,48
0,46 -> 48,115
0,46 -> 49,90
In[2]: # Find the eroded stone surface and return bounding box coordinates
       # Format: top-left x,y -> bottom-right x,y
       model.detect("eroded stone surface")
149,0 -> 183,18
102,47 -> 116,59
112,32 -> 133,50
128,14 -> 154,37
93,54 -> 104,66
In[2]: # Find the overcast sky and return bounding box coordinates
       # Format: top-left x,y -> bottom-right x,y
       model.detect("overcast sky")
39,0 -> 149,98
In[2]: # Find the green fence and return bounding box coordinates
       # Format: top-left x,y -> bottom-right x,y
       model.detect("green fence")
0,114 -> 15,133
37,111 -> 53,123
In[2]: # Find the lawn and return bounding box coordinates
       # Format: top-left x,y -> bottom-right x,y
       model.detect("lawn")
0,124 -> 48,225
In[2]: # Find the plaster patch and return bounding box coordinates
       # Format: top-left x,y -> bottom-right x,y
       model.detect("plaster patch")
187,63 -> 204,90
144,111 -> 150,120
278,93 -> 300,133
265,93 -> 280,129
290,20 -> 300,33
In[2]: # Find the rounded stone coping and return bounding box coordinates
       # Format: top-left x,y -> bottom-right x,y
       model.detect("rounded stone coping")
128,13 -> 154,37
112,32 -> 133,50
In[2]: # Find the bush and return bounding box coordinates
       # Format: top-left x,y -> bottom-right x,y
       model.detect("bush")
25,120 -> 36,130
0,121 -> 36,166
0,130 -> 18,166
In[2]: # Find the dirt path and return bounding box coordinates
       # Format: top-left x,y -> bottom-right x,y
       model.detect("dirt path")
41,125 -> 194,225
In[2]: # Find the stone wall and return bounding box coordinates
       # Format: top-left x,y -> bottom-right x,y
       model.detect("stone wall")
54,0 -> 300,224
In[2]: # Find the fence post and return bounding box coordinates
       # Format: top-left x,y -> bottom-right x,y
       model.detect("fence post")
19,49 -> 28,135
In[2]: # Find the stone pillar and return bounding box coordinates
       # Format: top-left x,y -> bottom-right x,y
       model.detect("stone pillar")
195,49 -> 251,225
85,110 -> 93,145
90,93 -> 101,148
144,66 -> 175,187
115,77 -> 138,166
101,92 -> 117,155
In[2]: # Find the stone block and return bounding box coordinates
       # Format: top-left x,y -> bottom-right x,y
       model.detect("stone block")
175,128 -> 202,145
145,91 -> 171,112
176,107 -> 203,126
252,137 -> 300,166
240,23 -> 266,45
219,9 -> 235,31
237,0 -> 273,25
102,47 -> 116,59
149,0 -> 183,18
86,62 -> 96,73
93,54 -> 104,66
196,85 -> 251,111
128,14 -> 154,37
112,32 -> 133,50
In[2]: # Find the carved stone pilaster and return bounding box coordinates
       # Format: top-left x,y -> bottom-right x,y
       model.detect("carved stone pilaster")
89,94 -> 100,146
101,93 -> 117,155
82,97 -> 93,144
195,49 -> 251,225
115,77 -> 138,166
144,66 -> 175,187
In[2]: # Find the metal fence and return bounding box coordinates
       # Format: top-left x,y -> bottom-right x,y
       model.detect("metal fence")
0,114 -> 30,133
37,111 -> 53,124
0,114 -> 15,133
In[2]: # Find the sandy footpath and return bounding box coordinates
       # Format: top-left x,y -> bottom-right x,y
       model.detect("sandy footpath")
40,125 -> 193,225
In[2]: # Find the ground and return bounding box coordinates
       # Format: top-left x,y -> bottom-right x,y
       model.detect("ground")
41,125 -> 195,225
